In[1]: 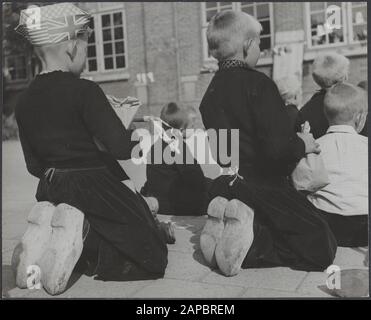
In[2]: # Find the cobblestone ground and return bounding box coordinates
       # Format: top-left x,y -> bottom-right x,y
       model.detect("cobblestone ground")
2,141 -> 369,298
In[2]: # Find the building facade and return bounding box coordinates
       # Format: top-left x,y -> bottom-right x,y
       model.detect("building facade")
3,2 -> 368,122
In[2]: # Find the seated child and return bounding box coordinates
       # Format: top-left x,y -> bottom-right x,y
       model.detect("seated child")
141,102 -> 209,216
12,3 -> 167,295
199,10 -> 336,276
276,75 -> 302,131
297,53 -> 349,138
306,83 -> 368,247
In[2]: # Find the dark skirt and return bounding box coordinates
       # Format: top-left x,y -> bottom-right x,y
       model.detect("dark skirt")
35,166 -> 168,281
208,174 -> 337,272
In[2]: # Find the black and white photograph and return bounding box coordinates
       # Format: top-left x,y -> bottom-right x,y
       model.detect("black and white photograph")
1,1 -> 369,301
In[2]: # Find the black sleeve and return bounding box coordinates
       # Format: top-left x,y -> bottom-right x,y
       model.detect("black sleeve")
16,119 -> 45,179
251,76 -> 305,164
80,80 -> 137,160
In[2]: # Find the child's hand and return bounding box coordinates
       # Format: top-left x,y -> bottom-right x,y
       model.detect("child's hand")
106,95 -> 141,108
121,96 -> 141,108
297,132 -> 321,154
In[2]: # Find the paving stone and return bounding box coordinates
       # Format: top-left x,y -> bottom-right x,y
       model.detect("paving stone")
132,279 -> 245,298
164,250 -> 211,281
19,275 -> 155,299
296,272 -> 338,298
2,239 -> 19,254
2,223 -> 27,241
167,215 -> 206,233
202,267 -> 307,292
2,247 -> 17,265
241,287 -> 314,298
167,228 -> 200,253
333,247 -> 368,268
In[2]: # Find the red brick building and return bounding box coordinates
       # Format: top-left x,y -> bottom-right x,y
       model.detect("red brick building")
3,2 -> 367,123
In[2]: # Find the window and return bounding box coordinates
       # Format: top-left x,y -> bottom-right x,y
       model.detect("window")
85,9 -> 127,73
201,2 -> 273,61
4,55 -> 28,81
348,2 -> 367,43
306,2 -> 367,48
87,18 -> 98,72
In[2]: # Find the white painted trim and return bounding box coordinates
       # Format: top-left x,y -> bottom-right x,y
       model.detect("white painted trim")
181,75 -> 199,82
97,2 -> 125,11
303,44 -> 367,61
81,72 -> 130,83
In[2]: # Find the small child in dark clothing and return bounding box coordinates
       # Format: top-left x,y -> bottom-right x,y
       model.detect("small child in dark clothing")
141,103 -> 209,216
297,53 -> 350,138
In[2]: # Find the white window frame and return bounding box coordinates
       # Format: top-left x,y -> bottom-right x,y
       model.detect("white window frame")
4,54 -> 29,83
305,2 -> 367,50
83,6 -> 129,77
201,2 -> 274,65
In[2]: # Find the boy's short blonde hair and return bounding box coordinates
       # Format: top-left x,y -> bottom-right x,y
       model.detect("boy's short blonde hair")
276,75 -> 302,105
312,53 -> 349,88
324,82 -> 367,123
207,10 -> 262,61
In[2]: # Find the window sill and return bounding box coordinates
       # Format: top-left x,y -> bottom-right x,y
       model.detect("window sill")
81,71 -> 130,83
304,43 -> 367,61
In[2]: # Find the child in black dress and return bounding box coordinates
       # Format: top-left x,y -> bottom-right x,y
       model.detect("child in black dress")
12,3 -> 167,295
199,10 -> 337,276
297,52 -> 349,138
141,103 -> 209,216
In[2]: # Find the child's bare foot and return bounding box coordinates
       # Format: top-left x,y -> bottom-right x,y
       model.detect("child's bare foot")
215,199 -> 254,277
200,197 -> 228,268
38,204 -> 84,295
11,202 -> 55,289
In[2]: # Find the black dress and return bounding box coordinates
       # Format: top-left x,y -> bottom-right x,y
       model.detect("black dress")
15,71 -> 168,281
200,61 -> 337,272
141,129 -> 208,216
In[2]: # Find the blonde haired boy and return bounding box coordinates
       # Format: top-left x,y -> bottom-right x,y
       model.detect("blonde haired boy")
199,10 -> 336,276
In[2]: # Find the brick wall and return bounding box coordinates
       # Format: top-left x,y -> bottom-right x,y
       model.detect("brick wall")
4,2 -> 368,127
273,2 -> 304,32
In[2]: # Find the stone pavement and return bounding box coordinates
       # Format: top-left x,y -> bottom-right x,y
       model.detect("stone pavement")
2,141 -> 369,298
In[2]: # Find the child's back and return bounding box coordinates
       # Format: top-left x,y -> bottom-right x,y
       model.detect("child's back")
200,62 -> 304,178
16,71 -> 134,176
308,126 -> 368,215
306,83 -> 368,247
